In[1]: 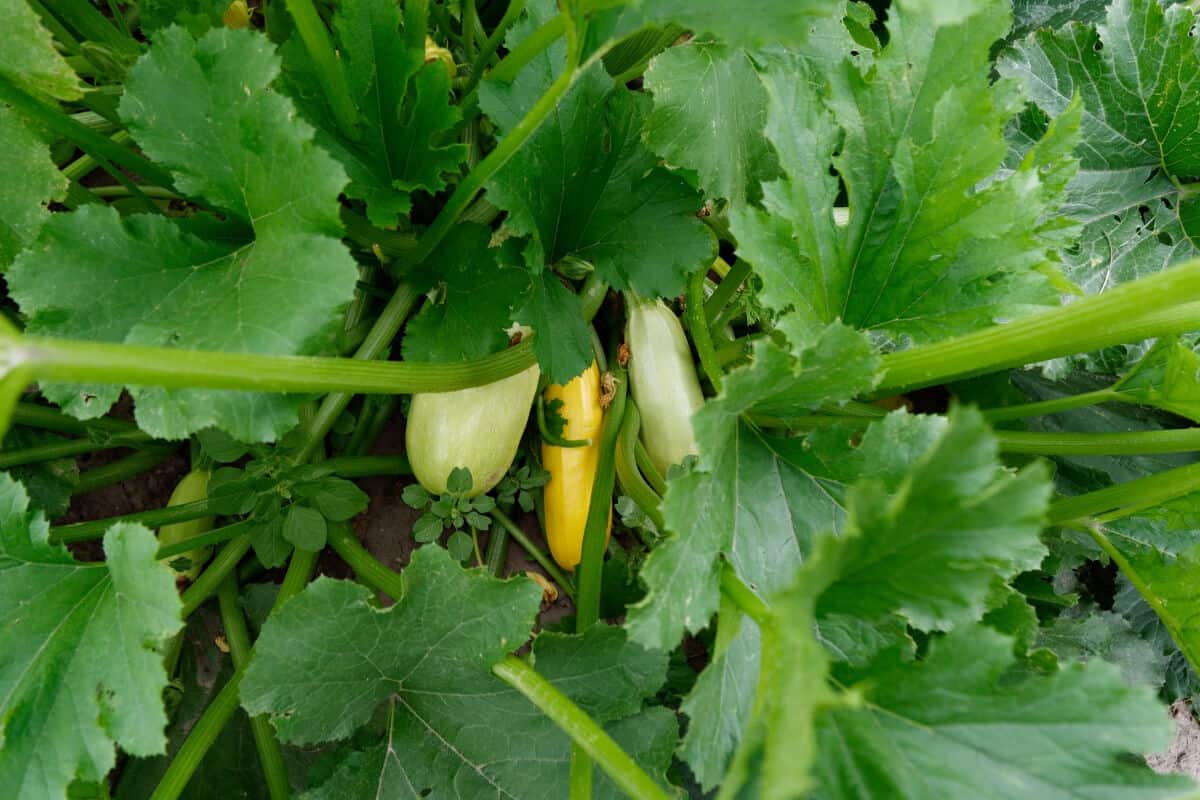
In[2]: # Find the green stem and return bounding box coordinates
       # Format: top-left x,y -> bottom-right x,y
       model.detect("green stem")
151,550 -> 315,800
704,258 -> 748,325
89,185 -> 182,200
326,522 -> 406,602
284,0 -> 359,139
484,14 -> 566,83
158,519 -> 252,561
614,403 -> 665,533
73,446 -> 178,495
51,498 -> 220,543
45,0 -> 139,54
877,261 -> 1200,396
0,76 -> 174,189
981,389 -> 1125,423
463,0 -> 479,61
1047,462 -> 1200,527
7,331 -> 535,397
312,455 -> 411,478
180,538 -> 253,619
719,564 -> 772,627
575,363 -> 627,630
409,5 -> 584,269
339,208 -> 419,259
995,427 -> 1200,456
343,395 -> 399,458
293,284 -> 422,464
463,0 -> 526,96
1081,523 -> 1200,673
0,429 -> 155,469
493,656 -> 672,800
687,267 -> 724,392
149,672 -> 244,800
485,526 -> 510,577
490,507 -> 576,602
12,402 -> 138,435
634,441 -> 667,497
217,576 -> 289,800
28,0 -> 82,55
716,333 -> 767,367
579,274 -> 608,324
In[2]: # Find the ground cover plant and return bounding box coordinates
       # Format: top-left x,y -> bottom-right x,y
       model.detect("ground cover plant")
9,0 -> 1200,797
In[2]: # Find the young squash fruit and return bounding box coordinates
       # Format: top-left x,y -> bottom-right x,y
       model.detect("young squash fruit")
542,361 -> 611,570
407,364 -> 540,497
626,296 -> 704,476
158,469 -> 215,583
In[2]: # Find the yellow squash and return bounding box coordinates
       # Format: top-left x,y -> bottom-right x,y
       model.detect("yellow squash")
542,361 -> 611,570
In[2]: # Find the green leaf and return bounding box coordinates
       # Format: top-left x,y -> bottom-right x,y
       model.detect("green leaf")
515,271 -> 594,385
999,0 -> 1200,288
280,0 -> 466,227
2,428 -> 79,517
816,407 -> 1052,632
1009,0 -> 1109,41
483,1 -> 713,301
1039,609 -> 1168,690
0,0 -> 82,101
627,329 -> 879,651
721,549 -> 845,800
282,504 -> 327,551
301,624 -> 669,799
1115,577 -> 1200,701
733,0 -> 1079,351
412,513 -> 444,543
248,516 -> 291,569
242,547 -> 542,744
643,41 -> 777,205
401,224 -> 529,363
0,107 -> 68,267
139,0 -> 229,37
0,474 -> 183,800
1111,337 -> 1200,423
631,0 -> 840,48
814,626 -> 1188,798
9,28 -> 358,442
296,477 -> 369,522
531,627 -> 668,723
446,466 -> 473,496
445,529 -> 474,561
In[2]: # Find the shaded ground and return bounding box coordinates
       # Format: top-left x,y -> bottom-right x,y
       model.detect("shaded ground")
1149,701 -> 1200,781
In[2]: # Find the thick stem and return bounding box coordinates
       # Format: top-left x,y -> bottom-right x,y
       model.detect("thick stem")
0,76 -> 175,190
995,427 -> 1200,456
73,446 -> 178,495
326,522 -> 406,602
575,365 -> 627,630
0,428 -> 155,470
151,550 -> 315,800
613,403 -> 665,534
491,507 -> 576,601
704,258 -> 749,326
981,388 -> 1125,423
633,441 -> 667,497
463,0 -> 527,95
180,537 -> 253,619
158,519 -> 253,561
719,564 -> 772,628
12,401 -> 137,435
51,498 -> 220,543
284,0 -> 359,139
1047,462 -> 1200,527
877,260 -> 1200,395
493,656 -> 672,800
8,332 -> 535,397
217,576 -> 289,800
485,526 -> 510,577
293,284 -> 421,464
687,267 -> 724,392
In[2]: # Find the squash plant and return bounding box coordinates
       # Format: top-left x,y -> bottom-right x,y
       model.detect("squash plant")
6,0 -> 1200,798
